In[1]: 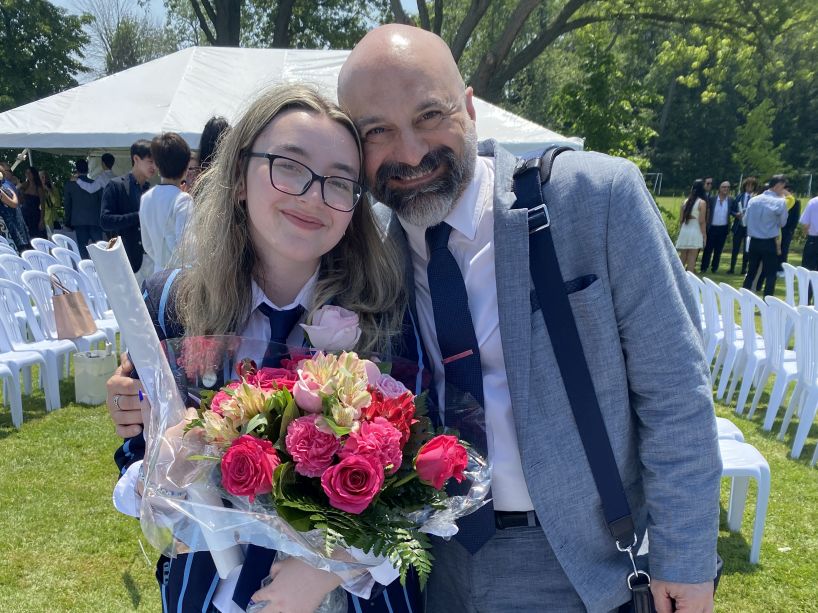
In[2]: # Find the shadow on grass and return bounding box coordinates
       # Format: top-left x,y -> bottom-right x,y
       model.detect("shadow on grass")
717,527 -> 757,577
122,570 -> 142,609
0,377 -> 79,439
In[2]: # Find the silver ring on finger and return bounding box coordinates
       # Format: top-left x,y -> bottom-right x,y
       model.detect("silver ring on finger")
245,599 -> 270,613
113,394 -> 122,410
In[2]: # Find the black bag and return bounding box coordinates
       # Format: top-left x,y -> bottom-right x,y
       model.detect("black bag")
512,148 -> 721,613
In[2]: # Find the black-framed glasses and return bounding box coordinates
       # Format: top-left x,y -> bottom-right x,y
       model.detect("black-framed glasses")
248,153 -> 364,212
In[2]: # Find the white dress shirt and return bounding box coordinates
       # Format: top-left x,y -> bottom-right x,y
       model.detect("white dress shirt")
712,197 -> 729,226
139,184 -> 193,273
77,169 -> 114,194
400,156 -> 535,512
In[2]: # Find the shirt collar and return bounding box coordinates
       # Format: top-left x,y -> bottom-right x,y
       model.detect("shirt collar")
399,155 -> 492,259
250,266 -> 319,313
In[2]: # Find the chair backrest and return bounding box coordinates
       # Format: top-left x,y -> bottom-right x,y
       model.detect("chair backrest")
809,270 -> 818,306
21,249 -> 58,273
77,259 -> 109,316
795,266 -> 811,307
46,264 -> 100,320
701,277 -> 722,335
0,279 -> 45,343
51,246 -> 81,270
782,262 -> 797,306
51,233 -> 81,257
763,296 -> 797,369
796,306 -> 818,385
0,253 -> 30,281
30,237 -> 57,254
0,244 -> 17,256
20,270 -> 59,340
738,288 -> 767,353
685,270 -> 703,302
718,283 -> 741,344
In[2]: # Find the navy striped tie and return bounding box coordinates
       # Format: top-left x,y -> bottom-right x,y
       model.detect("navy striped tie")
257,302 -> 304,367
426,222 -> 495,553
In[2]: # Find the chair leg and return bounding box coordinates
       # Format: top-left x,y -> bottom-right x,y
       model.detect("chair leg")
716,348 -> 737,400
747,367 -> 772,418
735,360 -> 758,416
750,467 -> 770,564
790,389 -> 818,459
726,353 -> 746,405
7,375 -> 22,428
763,377 -> 793,431
22,366 -> 31,395
727,476 -> 749,532
779,384 -> 802,440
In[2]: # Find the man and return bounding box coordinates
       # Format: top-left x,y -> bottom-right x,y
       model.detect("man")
100,140 -> 155,276
77,152 -> 116,195
63,159 -> 104,258
700,180 -> 733,273
703,176 -> 713,201
729,176 -> 757,275
799,195 -> 818,302
331,25 -> 719,613
778,183 -> 800,274
139,132 -> 193,273
742,175 -> 789,297
106,26 -> 721,613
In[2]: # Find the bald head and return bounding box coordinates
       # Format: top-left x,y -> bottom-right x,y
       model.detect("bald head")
338,25 -> 465,108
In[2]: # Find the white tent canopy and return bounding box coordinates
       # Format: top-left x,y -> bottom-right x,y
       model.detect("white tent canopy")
0,46 -> 582,157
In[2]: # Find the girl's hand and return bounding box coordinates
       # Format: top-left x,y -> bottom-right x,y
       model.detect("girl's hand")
249,556 -> 343,613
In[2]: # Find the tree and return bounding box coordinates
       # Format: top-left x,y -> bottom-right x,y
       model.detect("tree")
183,0 -> 243,46
733,99 -> 787,180
0,0 -> 89,111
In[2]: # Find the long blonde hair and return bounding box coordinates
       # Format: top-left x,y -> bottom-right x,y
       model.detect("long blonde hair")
176,83 -> 406,353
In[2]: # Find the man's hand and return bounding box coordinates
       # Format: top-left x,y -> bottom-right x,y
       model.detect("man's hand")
651,579 -> 714,613
107,352 -> 147,438
249,556 -> 343,613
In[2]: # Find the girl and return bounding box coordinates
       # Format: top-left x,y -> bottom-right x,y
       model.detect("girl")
676,179 -> 708,272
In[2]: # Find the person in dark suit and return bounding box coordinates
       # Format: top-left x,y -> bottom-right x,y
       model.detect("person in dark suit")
729,176 -> 757,274
700,180 -> 734,273
100,140 -> 155,274
778,183 -> 801,272
63,159 -> 104,258
105,85 -> 421,613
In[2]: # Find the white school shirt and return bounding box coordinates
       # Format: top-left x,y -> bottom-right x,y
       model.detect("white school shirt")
399,155 -> 535,512
139,184 -> 193,273
77,169 -> 114,194
112,270 -> 395,608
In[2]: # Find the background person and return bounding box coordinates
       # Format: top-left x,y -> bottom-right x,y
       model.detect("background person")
77,152 -> 116,195
743,175 -> 789,296
63,159 -> 104,258
676,179 -> 708,271
729,176 -> 757,274
139,132 -> 193,273
700,180 -> 733,273
0,162 -> 29,250
778,183 -> 801,274
800,194 -> 818,303
19,166 -> 46,239
38,170 -> 60,237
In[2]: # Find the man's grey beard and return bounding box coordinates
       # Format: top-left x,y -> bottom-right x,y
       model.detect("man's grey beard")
371,127 -> 477,227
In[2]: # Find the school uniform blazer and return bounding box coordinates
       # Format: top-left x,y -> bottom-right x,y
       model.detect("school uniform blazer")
379,141 -> 722,613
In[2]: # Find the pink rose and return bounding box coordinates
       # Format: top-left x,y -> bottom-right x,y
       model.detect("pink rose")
221,435 -> 280,502
340,417 -> 403,475
321,455 -> 384,514
414,435 -> 468,490
293,371 -> 324,413
210,381 -> 241,415
251,367 -> 298,392
375,373 -> 408,399
300,305 -> 361,351
286,415 -> 341,477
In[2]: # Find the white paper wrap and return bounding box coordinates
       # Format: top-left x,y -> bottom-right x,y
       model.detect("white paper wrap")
88,240 -> 243,578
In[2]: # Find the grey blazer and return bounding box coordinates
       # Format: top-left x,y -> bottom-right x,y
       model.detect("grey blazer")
63,176 -> 102,227
380,141 -> 721,612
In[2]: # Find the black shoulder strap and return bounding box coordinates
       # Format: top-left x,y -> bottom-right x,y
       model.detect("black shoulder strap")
511,147 -> 636,546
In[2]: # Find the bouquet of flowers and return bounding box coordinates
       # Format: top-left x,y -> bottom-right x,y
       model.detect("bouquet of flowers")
139,321 -> 490,592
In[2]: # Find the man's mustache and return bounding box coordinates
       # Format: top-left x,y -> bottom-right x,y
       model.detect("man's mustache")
375,147 -> 457,193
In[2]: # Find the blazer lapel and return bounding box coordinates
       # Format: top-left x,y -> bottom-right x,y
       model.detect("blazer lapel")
488,142 -> 532,424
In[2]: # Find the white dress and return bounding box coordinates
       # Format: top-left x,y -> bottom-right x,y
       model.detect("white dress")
676,199 -> 704,250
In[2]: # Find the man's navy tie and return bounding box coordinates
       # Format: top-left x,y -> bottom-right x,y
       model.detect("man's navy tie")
233,301 -> 304,608
257,302 -> 305,368
426,222 -> 495,553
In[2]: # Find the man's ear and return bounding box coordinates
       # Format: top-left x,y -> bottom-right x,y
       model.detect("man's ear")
465,86 -> 476,121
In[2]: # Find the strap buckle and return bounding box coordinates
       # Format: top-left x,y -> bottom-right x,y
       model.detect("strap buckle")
527,203 -> 550,234
617,533 -> 652,591
513,156 -> 543,178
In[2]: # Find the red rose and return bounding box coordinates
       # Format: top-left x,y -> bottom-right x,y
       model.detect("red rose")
321,455 -> 384,514
414,435 -> 468,490
361,389 -> 417,446
286,414 -> 341,477
340,417 -> 403,475
221,435 -> 280,502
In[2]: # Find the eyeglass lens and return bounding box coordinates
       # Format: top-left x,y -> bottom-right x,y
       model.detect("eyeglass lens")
270,157 -> 360,211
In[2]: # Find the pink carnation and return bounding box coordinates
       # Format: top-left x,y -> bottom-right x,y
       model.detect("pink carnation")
286,414 -> 341,477
340,417 -> 403,475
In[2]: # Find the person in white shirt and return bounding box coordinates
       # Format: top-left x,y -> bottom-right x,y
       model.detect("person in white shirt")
139,132 -> 194,273
77,152 -> 116,195
700,180 -> 734,273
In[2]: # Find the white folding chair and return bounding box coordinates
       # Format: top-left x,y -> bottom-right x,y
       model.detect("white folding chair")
0,322 -> 43,426
778,307 -> 818,461
782,262 -> 797,306
46,264 -> 117,348
720,439 -> 770,564
0,244 -> 17,256
795,266 -> 811,307
22,269 -> 108,353
21,249 -> 59,273
749,297 -> 799,430
30,237 -> 57,254
51,233 -> 81,258
77,259 -> 114,320
0,280 -> 71,410
51,246 -> 81,270
0,252 -> 30,281
716,417 -> 745,441
809,270 -> 818,307
714,284 -> 744,400
732,289 -> 768,415
700,277 -> 723,367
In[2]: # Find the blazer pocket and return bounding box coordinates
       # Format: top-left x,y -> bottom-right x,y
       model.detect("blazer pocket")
531,274 -> 600,313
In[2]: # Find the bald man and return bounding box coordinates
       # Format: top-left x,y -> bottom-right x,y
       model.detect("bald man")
335,25 -> 721,613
